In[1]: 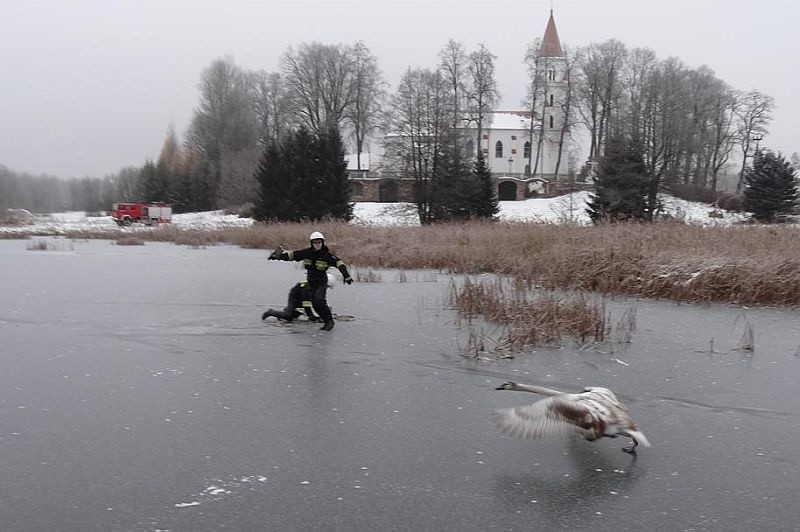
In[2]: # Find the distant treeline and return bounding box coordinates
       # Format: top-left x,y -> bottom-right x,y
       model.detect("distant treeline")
0,164 -> 144,213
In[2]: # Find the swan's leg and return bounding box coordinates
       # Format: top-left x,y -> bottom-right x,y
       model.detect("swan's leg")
618,431 -> 637,454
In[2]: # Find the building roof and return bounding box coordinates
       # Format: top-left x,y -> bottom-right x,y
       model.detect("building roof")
539,10 -> 564,58
488,111 -> 532,130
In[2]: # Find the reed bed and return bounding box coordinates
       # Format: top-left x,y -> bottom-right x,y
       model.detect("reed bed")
52,219 -> 800,305
449,277 -> 617,352
114,236 -> 145,246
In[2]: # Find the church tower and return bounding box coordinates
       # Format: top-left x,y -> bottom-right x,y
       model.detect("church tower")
532,10 -> 570,180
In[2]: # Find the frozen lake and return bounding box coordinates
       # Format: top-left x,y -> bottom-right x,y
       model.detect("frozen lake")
1,237 -> 799,531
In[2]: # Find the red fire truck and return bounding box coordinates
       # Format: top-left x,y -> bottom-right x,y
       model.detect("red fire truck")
111,202 -> 173,226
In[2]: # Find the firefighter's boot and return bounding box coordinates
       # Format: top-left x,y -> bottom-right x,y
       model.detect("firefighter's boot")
320,319 -> 335,331
262,308 -> 293,321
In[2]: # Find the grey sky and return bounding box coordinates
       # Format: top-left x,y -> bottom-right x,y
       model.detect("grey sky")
1,0 -> 797,179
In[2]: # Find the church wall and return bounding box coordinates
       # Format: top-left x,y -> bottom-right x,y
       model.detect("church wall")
483,129 -> 530,176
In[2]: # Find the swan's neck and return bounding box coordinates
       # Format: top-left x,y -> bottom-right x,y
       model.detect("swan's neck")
512,383 -> 565,396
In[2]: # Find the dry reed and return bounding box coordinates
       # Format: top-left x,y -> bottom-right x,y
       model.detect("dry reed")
353,268 -> 382,283
26,240 -> 50,250
449,277 -> 621,351
53,219 -> 800,305
114,236 -> 145,246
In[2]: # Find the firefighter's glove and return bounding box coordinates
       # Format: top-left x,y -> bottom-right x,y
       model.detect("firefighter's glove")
344,277 -> 353,285
267,246 -> 284,260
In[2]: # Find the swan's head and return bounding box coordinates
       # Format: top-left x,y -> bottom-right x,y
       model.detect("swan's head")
495,381 -> 518,391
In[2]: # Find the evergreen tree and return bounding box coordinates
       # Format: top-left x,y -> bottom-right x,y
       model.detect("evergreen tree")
254,127 -> 352,222
742,150 -> 799,222
253,141 -> 293,221
427,130 -> 498,222
313,127 -> 352,220
586,136 -> 651,223
428,141 -> 470,221
141,160 -> 170,203
470,152 -> 499,219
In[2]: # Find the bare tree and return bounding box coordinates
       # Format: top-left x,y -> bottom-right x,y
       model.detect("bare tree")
574,40 -> 627,162
346,42 -> 385,170
0,166 -> 71,212
185,56 -> 260,209
114,166 -> 143,203
735,89 -> 774,193
522,38 -> 554,177
552,46 -> 578,179
387,68 -> 449,223
438,39 -> 468,131
250,70 -> 294,147
623,48 -> 657,148
697,81 -> 738,192
218,145 -> 262,208
465,43 -> 499,158
282,42 -> 356,134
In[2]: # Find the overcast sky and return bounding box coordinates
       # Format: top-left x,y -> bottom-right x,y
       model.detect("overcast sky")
1,0 -> 797,179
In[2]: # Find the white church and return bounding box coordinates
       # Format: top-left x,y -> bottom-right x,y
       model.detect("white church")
348,11 -> 576,202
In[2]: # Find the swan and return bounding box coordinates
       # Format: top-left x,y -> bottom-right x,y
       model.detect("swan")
493,381 -> 651,454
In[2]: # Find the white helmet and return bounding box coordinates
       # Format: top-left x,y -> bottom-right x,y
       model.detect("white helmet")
309,231 -> 325,241
327,272 -> 336,289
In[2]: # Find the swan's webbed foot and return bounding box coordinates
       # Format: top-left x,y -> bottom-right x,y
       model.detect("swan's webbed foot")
619,431 -> 638,455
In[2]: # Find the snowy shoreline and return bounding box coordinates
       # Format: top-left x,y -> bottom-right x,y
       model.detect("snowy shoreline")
1,192 -> 747,235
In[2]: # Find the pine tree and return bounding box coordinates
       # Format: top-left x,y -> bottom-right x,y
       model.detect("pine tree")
253,127 -> 352,222
470,152 -> 499,219
313,127 -> 352,221
141,160 -> 170,203
253,141 -> 293,221
586,136 -> 651,223
742,151 -> 799,222
425,128 -> 499,222
427,140 -> 472,221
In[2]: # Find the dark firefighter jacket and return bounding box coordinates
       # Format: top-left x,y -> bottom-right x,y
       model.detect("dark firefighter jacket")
278,244 -> 352,285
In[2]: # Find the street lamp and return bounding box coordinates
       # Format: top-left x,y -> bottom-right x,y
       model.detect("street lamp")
752,134 -> 763,155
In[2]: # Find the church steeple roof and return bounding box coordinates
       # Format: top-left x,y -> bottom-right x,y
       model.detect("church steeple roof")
539,10 -> 564,58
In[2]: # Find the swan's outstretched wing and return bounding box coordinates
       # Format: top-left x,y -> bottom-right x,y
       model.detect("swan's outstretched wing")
492,395 -> 590,439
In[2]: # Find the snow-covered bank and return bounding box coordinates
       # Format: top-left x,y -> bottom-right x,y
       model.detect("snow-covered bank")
1,192 -> 748,235
351,192 -> 748,226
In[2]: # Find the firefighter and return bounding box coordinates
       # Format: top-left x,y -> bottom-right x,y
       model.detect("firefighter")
267,231 -> 353,331
261,273 -> 335,323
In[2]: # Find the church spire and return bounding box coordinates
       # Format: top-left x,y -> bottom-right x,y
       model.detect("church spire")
539,9 -> 564,58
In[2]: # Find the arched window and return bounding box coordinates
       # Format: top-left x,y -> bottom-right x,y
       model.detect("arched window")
495,140 -> 503,158
549,115 -> 554,129
465,139 -> 475,157
523,141 -> 531,159
549,94 -> 554,106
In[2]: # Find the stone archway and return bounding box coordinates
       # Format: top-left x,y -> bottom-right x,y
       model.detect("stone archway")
498,181 -> 517,201
379,180 -> 399,202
